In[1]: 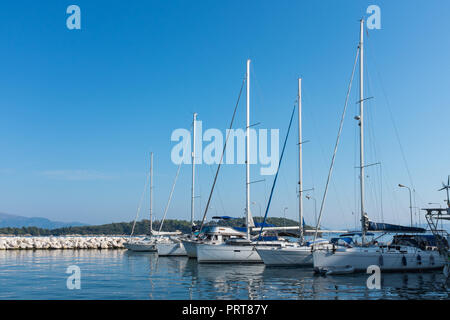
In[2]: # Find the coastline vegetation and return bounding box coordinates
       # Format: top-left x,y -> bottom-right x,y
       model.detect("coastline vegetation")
0,217 -> 309,236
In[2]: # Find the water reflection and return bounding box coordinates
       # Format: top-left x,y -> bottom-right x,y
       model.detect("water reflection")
0,250 -> 447,299
193,263 -> 265,299
149,256 -> 448,300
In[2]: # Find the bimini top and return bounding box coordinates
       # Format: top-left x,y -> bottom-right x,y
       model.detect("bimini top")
368,221 -> 426,233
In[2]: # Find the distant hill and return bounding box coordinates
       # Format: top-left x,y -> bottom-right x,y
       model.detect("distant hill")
0,212 -> 87,229
0,217 -> 307,236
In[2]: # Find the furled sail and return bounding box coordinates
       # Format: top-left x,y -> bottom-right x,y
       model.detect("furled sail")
367,221 -> 425,233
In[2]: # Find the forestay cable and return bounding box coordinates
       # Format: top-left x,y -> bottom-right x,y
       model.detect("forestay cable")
313,47 -> 360,243
130,169 -> 151,238
198,77 -> 246,233
258,104 -> 296,238
158,162 -> 182,235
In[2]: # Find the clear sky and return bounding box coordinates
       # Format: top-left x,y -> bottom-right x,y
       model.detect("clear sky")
0,0 -> 449,230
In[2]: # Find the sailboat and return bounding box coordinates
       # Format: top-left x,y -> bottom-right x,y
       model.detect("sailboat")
256,79 -> 334,266
196,59 -> 291,264
124,152 -> 158,252
124,153 -> 182,252
181,69 -> 254,259
312,19 -> 446,274
178,113 -> 244,258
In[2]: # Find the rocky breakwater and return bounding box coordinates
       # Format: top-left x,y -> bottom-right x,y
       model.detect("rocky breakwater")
0,236 -> 129,250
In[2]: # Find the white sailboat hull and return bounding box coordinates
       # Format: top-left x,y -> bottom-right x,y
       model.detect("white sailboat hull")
196,243 -> 262,263
256,246 -> 313,266
313,247 -> 446,273
156,242 -> 187,256
181,240 -> 198,258
123,240 -> 157,252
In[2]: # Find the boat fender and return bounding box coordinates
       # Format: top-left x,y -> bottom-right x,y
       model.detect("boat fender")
430,255 -> 435,266
378,255 -> 384,266
416,255 -> 422,265
402,256 -> 407,266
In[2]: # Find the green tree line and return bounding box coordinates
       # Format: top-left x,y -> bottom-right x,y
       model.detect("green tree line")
0,217 -> 310,236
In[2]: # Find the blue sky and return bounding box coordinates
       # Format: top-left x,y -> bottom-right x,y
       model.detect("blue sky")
0,1 -> 449,229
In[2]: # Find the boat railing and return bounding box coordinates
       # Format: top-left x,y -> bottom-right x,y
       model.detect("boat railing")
424,208 -> 450,255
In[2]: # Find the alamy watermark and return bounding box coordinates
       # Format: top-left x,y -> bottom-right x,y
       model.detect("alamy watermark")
66,265 -> 81,290
63,5 -> 380,32
367,5 -> 381,30
66,5 -> 81,30
366,265 -> 381,289
171,120 -> 280,176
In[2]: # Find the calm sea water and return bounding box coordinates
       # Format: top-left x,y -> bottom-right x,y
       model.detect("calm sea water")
0,249 -> 448,300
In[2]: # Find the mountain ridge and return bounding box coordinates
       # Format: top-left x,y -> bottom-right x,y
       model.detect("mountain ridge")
0,212 -> 87,229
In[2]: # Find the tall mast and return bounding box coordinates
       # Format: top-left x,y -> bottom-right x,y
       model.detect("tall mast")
359,19 -> 367,244
298,78 -> 304,243
246,59 -> 251,240
150,152 -> 153,233
191,113 -> 197,232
